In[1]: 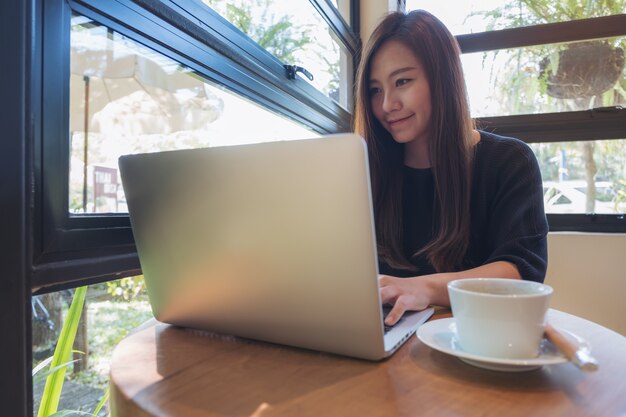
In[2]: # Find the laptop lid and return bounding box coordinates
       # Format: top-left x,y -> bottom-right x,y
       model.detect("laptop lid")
119,133 -> 432,360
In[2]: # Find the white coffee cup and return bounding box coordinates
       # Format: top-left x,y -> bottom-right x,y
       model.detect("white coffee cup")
447,278 -> 553,359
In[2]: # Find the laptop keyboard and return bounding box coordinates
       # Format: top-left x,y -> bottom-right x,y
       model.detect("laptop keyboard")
382,304 -> 405,334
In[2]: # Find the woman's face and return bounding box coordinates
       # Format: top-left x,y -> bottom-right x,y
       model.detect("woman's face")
368,40 -> 432,146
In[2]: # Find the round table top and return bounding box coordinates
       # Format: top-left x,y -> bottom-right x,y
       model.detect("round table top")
109,309 -> 626,417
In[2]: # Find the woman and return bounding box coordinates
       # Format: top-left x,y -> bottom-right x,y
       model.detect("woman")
354,10 -> 548,325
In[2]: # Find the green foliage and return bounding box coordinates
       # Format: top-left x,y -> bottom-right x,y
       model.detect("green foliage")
201,0 -> 340,97
67,298 -> 153,389
474,1 -> 626,209
34,284 -> 150,416
106,276 -> 146,301
258,17 -> 313,64
37,287 -> 87,417
33,356 -> 82,386
41,389 -> 108,417
531,139 -> 626,184
204,0 -> 313,63
225,3 -> 252,33
471,0 -> 626,29
90,389 -> 110,417
33,357 -> 55,383
46,412 -> 81,417
614,179 -> 626,209
472,0 -> 626,116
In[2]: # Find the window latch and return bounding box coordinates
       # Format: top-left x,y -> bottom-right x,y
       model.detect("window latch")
284,65 -> 314,81
596,105 -> 623,112
591,105 -> 623,116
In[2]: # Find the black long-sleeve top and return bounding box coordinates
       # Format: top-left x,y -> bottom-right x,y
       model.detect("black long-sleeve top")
379,131 -> 549,282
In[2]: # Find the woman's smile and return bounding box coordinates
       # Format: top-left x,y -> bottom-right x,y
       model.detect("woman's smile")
387,114 -> 415,129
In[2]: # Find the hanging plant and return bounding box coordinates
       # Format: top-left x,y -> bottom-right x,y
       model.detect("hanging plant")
539,40 -> 624,99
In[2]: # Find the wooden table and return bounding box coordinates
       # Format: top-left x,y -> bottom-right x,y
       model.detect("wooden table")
109,309 -> 626,417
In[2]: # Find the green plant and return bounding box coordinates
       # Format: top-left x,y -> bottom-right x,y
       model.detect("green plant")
614,179 -> 626,211
471,0 -> 626,115
35,287 -> 110,417
200,0 -> 341,93
472,1 -> 626,212
203,0 -> 314,63
106,275 -> 146,301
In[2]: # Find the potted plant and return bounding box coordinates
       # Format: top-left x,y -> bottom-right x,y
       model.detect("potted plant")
539,40 -> 625,99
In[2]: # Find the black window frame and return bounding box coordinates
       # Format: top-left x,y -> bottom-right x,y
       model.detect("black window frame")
3,0 -> 358,415
34,0 -> 360,294
1,0 -> 32,414
454,14 -> 626,233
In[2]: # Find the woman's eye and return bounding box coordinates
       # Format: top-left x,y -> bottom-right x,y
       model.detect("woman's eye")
396,78 -> 411,87
369,87 -> 381,96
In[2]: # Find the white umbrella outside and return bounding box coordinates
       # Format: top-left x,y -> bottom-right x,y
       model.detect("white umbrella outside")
69,29 -> 222,212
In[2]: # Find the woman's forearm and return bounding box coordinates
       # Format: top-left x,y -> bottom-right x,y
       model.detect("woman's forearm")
424,260 -> 521,306
380,261 -> 521,324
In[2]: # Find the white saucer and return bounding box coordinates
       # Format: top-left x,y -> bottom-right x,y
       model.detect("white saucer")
416,318 -> 590,372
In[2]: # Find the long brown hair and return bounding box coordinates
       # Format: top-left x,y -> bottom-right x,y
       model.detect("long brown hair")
354,10 -> 475,272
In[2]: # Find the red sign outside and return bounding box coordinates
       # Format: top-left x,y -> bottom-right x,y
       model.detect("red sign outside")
93,165 -> 119,212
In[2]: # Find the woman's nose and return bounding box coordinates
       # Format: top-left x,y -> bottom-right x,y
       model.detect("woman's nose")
382,91 -> 400,113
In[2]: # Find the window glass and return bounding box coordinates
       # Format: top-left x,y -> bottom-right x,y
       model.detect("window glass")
462,36 -> 626,118
329,0 -> 351,24
201,0 -> 353,109
407,0 -> 626,35
554,194 -> 572,205
69,16 -> 317,214
32,278 -> 151,416
531,140 -> 626,214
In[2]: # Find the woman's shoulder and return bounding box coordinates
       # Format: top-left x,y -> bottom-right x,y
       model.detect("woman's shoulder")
473,131 -> 542,184
476,130 -> 536,163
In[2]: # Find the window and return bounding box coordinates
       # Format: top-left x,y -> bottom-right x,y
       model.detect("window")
408,0 -> 626,231
200,0 -> 355,110
408,0 -> 626,34
34,0 -> 357,293
330,0 -> 353,23
32,280 -> 151,416
20,1 -> 357,415
461,37 -> 626,117
69,15 -> 316,215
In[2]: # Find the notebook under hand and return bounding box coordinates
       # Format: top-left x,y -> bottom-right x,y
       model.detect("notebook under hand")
118,133 -> 433,360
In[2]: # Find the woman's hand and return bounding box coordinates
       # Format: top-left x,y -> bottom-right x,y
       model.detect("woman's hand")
379,261 -> 522,326
379,275 -> 434,326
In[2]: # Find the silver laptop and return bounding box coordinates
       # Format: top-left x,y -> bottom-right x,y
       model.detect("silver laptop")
119,133 -> 433,360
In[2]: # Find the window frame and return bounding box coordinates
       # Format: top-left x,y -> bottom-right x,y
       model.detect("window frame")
455,14 -> 626,233
457,15 -> 626,53
9,0 -> 357,413
1,0 -> 33,415
33,0 -> 360,293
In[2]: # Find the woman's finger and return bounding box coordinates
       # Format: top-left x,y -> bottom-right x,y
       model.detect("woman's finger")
379,285 -> 398,304
384,297 -> 408,326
